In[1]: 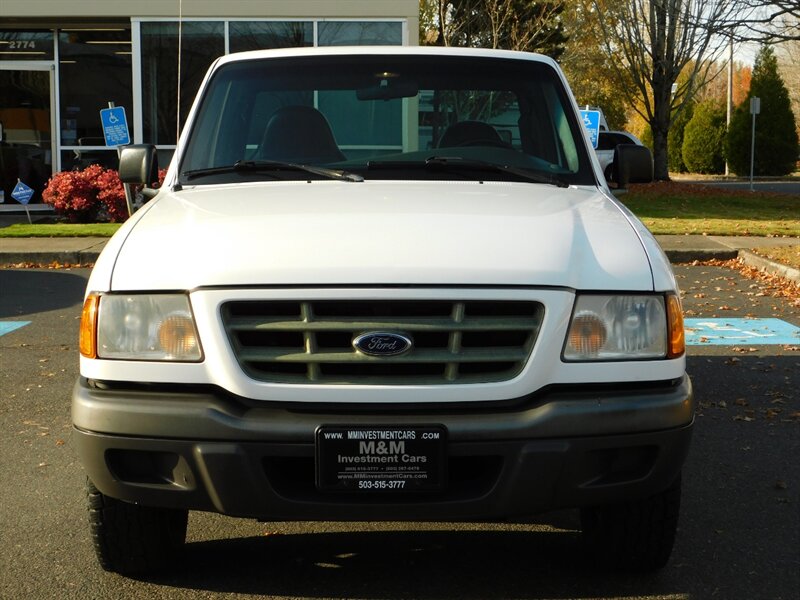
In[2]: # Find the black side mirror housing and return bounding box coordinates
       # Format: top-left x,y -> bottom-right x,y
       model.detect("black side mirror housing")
119,144 -> 159,185
612,144 -> 653,188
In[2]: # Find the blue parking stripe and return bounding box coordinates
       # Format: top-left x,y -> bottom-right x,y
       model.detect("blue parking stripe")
0,321 -> 31,337
685,318 -> 800,346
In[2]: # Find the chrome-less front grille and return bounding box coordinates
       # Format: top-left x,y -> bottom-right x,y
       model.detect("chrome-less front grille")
221,300 -> 543,385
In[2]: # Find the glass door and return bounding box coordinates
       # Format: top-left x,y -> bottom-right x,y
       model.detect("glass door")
0,65 -> 55,206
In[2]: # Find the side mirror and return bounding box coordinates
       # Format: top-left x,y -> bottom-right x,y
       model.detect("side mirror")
119,144 -> 159,185
612,144 -> 653,188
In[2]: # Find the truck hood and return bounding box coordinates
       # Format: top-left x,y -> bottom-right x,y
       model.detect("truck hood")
108,180 -> 653,291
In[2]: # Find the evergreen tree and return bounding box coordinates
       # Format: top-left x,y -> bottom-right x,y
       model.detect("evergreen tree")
668,100 -> 694,173
725,45 -> 799,176
682,99 -> 726,174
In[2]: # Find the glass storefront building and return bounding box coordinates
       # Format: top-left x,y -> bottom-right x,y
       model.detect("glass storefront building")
0,1 -> 415,207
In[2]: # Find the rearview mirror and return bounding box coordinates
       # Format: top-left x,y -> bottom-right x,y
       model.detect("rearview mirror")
357,79 -> 418,101
119,144 -> 159,185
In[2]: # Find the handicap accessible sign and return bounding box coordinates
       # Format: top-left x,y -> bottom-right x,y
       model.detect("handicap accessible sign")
579,109 -> 601,149
684,318 -> 800,346
11,180 -> 35,205
100,106 -> 130,147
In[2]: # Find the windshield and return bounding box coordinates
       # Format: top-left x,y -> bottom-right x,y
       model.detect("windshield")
179,53 -> 595,185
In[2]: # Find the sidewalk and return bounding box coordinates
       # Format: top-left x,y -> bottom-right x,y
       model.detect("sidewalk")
0,236 -> 109,266
655,235 -> 800,284
1,233 -> 798,284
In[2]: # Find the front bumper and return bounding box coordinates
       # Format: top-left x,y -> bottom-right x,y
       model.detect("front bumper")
72,375 -> 694,521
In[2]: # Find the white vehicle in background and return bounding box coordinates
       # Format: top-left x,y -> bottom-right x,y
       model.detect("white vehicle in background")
72,46 -> 692,577
596,130 -> 645,180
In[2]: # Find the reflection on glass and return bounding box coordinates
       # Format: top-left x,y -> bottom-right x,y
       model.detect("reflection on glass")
229,22 -> 312,53
58,30 -> 132,147
0,69 -> 52,204
141,22 -> 224,145
0,30 -> 54,61
318,22 -> 402,46
61,149 -> 119,172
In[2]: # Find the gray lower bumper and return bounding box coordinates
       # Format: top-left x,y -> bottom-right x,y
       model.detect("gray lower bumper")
72,376 -> 694,521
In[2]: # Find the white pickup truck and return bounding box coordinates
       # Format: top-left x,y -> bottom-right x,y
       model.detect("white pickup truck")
73,46 -> 693,575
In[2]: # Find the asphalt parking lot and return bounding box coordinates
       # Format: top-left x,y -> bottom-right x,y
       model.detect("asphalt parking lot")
0,264 -> 797,600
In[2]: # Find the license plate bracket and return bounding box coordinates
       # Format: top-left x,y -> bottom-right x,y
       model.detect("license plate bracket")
315,425 -> 446,492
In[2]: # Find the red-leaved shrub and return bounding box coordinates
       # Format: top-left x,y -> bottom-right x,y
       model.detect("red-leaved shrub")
43,165 -> 166,223
95,168 -> 128,223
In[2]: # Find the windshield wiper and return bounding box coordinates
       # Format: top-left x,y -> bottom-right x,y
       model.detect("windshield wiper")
367,156 -> 569,188
183,160 -> 364,182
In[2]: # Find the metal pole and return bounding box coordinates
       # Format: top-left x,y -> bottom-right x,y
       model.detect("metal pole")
109,101 -> 134,217
726,39 -> 733,176
749,110 -> 756,192
16,179 -> 32,224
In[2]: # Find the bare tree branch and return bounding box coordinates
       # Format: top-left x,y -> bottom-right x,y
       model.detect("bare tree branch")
591,0 -> 747,179
721,1 -> 800,42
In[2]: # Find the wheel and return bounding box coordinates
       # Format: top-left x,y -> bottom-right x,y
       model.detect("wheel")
86,478 -> 188,575
580,476 -> 681,571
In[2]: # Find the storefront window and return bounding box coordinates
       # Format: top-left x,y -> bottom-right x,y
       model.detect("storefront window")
318,22 -> 403,46
58,29 -> 132,151
141,22 -> 224,145
229,21 -> 312,53
0,30 -> 54,61
0,68 -> 52,204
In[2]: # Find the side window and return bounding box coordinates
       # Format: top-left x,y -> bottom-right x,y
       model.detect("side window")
610,133 -> 628,146
597,134 -> 616,151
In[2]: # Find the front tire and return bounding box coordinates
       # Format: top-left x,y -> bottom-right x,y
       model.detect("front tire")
580,476 -> 682,571
86,478 -> 188,575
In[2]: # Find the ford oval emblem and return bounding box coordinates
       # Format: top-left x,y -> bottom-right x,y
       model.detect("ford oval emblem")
353,332 -> 413,357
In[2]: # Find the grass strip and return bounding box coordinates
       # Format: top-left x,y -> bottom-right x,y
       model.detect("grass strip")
0,223 -> 122,238
621,182 -> 800,237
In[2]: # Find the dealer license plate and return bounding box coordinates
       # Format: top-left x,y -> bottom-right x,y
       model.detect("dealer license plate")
316,425 -> 446,492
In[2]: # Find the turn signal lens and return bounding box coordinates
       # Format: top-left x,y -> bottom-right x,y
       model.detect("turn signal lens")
158,313 -> 199,357
567,312 -> 608,356
666,294 -> 685,358
79,294 -> 99,358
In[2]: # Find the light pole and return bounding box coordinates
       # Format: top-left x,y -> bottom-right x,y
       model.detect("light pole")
726,39 -> 733,176
749,96 -> 760,192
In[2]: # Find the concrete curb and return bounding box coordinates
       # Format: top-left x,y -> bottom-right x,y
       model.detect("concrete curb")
662,249 -> 739,263
0,237 -> 107,266
0,250 -> 103,266
739,250 -> 800,285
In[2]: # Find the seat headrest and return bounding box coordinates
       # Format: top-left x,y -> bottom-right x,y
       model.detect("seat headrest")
259,105 -> 346,164
438,121 -> 502,148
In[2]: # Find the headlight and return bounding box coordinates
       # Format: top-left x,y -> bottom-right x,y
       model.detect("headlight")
89,294 -> 202,361
563,294 -> 674,361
